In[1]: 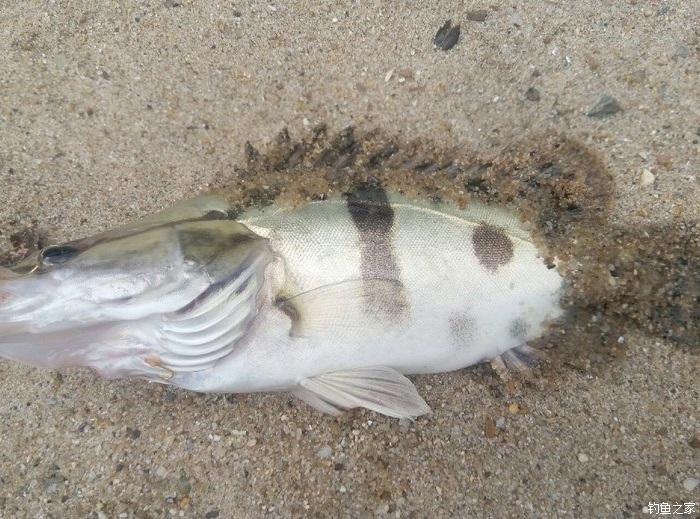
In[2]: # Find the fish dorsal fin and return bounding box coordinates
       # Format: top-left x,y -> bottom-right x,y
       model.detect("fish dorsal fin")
293,366 -> 431,420
276,279 -> 408,338
100,195 -> 232,241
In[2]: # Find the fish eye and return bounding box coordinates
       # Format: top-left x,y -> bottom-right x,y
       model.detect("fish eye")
40,245 -> 80,267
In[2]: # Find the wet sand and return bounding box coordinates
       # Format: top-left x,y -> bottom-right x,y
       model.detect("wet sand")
0,2 -> 698,517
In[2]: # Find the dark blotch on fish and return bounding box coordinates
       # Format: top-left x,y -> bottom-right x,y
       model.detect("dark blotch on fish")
509,318 -> 530,340
472,224 -> 514,271
434,20 -> 461,51
449,312 -> 475,347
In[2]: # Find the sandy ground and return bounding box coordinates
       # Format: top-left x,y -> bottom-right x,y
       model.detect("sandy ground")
0,1 -> 699,517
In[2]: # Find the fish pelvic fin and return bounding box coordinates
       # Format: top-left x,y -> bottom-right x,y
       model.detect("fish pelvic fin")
490,344 -> 546,381
293,366 -> 431,420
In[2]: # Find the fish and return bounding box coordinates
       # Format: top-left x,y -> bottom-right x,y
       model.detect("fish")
0,185 -> 563,420
1,127 -> 697,420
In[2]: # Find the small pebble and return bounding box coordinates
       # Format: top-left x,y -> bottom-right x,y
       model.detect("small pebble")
155,466 -> 168,478
640,169 -> 655,186
54,54 -> 68,71
375,504 -> 390,515
466,10 -> 488,22
587,95 -> 621,118
317,445 -> 333,459
397,67 -> 414,80
525,87 -> 541,101
484,418 -> 497,438
683,477 -> 699,492
177,476 -> 192,496
689,433 -> 700,449
577,453 -> 589,463
675,43 -> 690,58
231,435 -> 248,449
507,8 -> 523,27
434,20 -> 460,51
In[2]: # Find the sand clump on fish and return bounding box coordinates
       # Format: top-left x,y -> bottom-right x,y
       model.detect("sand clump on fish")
0,126 -> 697,420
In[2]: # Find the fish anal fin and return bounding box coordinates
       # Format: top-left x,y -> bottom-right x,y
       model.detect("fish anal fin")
294,366 -> 431,420
292,387 -> 346,416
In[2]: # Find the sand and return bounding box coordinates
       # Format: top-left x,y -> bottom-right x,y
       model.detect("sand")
0,1 -> 698,517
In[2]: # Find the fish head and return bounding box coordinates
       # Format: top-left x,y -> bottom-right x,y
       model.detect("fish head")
0,196 -> 272,379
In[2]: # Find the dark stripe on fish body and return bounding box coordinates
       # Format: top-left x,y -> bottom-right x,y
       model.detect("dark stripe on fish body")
346,185 -> 398,280
345,185 -> 409,318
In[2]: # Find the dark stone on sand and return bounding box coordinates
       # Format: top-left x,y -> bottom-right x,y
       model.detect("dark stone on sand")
466,10 -> 488,22
587,95 -> 621,118
434,20 -> 460,51
525,86 -> 541,101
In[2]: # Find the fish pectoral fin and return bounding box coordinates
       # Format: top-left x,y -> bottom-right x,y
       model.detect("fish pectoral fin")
276,279 -> 408,338
293,366 -> 432,420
